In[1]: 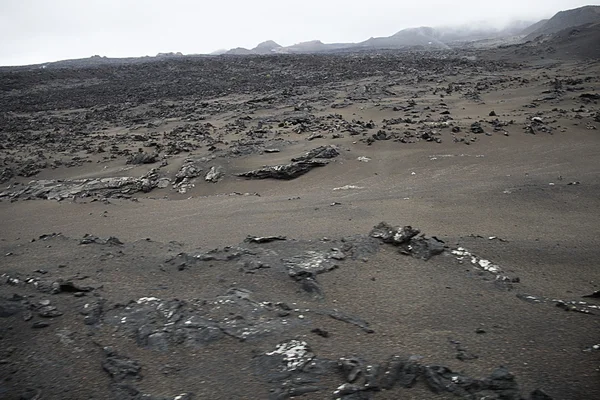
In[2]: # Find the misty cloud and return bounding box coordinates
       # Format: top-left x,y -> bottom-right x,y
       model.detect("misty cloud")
0,0 -> 595,65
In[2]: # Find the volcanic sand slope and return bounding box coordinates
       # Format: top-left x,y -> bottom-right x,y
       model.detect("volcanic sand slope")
0,47 -> 600,400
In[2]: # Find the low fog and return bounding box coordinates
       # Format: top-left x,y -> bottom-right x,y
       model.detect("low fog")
0,0 -> 596,65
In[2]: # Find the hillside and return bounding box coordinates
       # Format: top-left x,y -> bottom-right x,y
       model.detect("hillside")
521,19 -> 549,36
226,47 -> 254,55
525,5 -> 600,40
359,27 -> 450,49
540,21 -> 600,58
252,40 -> 282,54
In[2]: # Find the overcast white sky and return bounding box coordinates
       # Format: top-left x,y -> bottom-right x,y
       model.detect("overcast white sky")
0,0 -> 597,66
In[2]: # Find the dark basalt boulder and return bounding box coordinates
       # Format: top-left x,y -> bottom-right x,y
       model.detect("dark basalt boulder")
237,160 -> 328,180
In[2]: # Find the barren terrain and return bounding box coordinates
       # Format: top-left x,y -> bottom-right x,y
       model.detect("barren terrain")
1,48 -> 599,400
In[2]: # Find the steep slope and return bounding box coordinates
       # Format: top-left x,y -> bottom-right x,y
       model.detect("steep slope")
525,5 -> 600,40
495,20 -> 600,60
542,21 -> 600,58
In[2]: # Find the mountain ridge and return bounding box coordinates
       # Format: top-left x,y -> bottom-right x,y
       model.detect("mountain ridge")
221,5 -> 600,55
524,5 -> 600,40
223,23 -> 530,55
223,22 -> 545,55
5,5 -> 598,67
